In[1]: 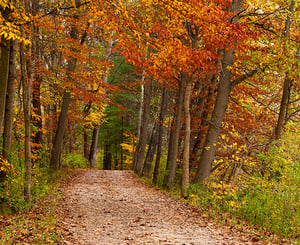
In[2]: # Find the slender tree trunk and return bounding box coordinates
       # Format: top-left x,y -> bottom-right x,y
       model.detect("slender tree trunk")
190,74 -> 218,167
50,1 -> 82,171
103,142 -> 112,170
137,72 -> 146,142
32,0 -> 42,153
132,81 -> 152,174
120,116 -> 124,170
274,77 -> 291,139
0,37 -> 10,133
83,128 -> 90,159
274,0 -> 295,140
166,75 -> 185,191
21,22 -> 35,202
182,78 -> 192,197
87,33 -> 114,168
0,6 -> 11,134
163,117 -> 175,186
32,76 -> 43,144
68,124 -> 74,153
89,127 -> 100,168
3,40 -> 17,159
142,122 -> 158,177
193,50 -> 234,183
193,0 -> 243,183
153,87 -> 168,185
50,92 -> 72,170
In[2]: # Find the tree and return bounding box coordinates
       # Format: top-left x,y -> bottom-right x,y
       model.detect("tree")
274,0 -> 296,139
50,0 -> 85,170
193,0 -> 259,183
0,5 -> 11,132
2,40 -> 17,159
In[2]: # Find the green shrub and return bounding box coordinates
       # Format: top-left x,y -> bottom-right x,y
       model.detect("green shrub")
63,153 -> 89,169
188,124 -> 300,239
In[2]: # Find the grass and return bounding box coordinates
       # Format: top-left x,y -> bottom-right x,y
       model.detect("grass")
0,169 -> 72,244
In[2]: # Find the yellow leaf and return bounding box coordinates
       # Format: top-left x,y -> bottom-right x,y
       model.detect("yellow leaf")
71,0 -> 76,7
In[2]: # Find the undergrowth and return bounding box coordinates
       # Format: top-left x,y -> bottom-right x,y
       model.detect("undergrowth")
0,151 -> 76,244
140,124 -> 299,243
187,126 -> 300,242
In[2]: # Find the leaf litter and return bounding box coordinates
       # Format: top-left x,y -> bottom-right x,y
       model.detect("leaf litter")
57,170 -> 277,245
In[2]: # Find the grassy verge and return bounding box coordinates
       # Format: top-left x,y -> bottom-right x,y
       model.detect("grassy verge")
0,169 -> 72,244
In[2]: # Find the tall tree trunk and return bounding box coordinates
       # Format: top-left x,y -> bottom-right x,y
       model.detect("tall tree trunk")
32,75 -> 43,145
0,6 -> 11,134
50,91 -> 72,170
132,81 -> 152,174
50,0 -> 82,171
83,128 -> 90,159
193,0 -> 243,183
2,40 -> 17,159
274,0 -> 295,140
153,87 -> 168,185
103,142 -> 112,170
120,116 -> 124,170
166,75 -> 185,191
163,117 -> 175,186
0,37 -> 10,133
182,78 -> 192,197
274,77 -> 291,139
89,127 -> 100,168
87,33 -> 114,168
21,23 -> 35,202
190,74 -> 218,168
137,72 -> 146,142
32,0 -> 42,154
142,122 -> 158,178
193,50 -> 234,183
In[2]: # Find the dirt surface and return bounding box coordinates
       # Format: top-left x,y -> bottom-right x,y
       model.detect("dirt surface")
58,170 -> 260,245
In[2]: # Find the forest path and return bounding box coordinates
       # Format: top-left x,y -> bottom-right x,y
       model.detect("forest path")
57,170 -> 256,245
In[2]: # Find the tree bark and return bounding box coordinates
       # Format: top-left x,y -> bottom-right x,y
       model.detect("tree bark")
166,74 -> 185,191
103,142 -> 112,170
274,0 -> 295,140
182,78 -> 192,197
50,26 -> 80,169
137,71 -> 146,143
142,122 -> 158,178
193,50 -> 234,183
50,0 -> 82,171
153,87 -> 168,185
193,0 -> 243,183
0,37 -> 10,133
120,116 -> 124,170
163,117 -> 175,186
32,55 -> 43,150
0,6 -> 11,134
89,127 -> 100,168
20,23 -> 35,202
2,40 -> 17,159
50,91 -> 71,170
132,81 -> 152,174
31,0 -> 43,155
274,77 -> 291,139
84,128 -> 90,159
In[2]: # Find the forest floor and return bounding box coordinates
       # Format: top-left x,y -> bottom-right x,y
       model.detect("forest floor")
56,170 -> 271,245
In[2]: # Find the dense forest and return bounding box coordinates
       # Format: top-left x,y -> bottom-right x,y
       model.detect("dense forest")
0,0 -> 299,241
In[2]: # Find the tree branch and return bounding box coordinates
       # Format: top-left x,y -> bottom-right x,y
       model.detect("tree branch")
230,69 -> 258,89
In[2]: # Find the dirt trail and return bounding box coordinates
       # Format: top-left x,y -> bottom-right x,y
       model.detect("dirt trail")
58,170 -> 256,245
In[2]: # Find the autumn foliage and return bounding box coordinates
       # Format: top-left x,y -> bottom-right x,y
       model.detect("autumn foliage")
0,0 -> 299,241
